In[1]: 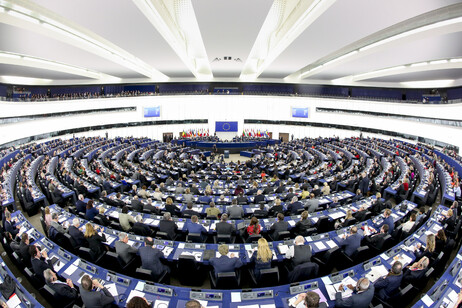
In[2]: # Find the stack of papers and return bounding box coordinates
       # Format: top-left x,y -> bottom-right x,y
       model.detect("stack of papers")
365,265 -> 389,282
162,247 -> 174,257
181,251 -> 202,261
127,290 -> 145,304
314,241 -> 327,250
391,254 -> 413,267
278,244 -> 289,254
324,276 -> 356,300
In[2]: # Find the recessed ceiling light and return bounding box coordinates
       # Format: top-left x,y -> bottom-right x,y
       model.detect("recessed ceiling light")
401,79 -> 454,88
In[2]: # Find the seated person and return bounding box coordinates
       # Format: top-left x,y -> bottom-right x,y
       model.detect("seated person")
351,189 -> 363,203
415,207 -> 426,224
185,215 -> 207,242
374,261 -> 403,301
143,198 -> 159,214
354,206 -> 368,222
139,237 -> 170,280
133,215 -> 153,236
216,214 -> 235,235
338,226 -> 362,257
119,206 -> 135,232
50,213 -> 67,234
441,209 -> 456,232
287,196 -> 303,215
198,192 -> 212,204
130,195 -> 143,212
227,199 -> 244,219
254,190 -> 265,203
289,291 -> 321,308
68,218 -> 86,247
270,213 -> 289,240
236,192 -> 248,204
370,193 -> 385,215
401,213 -> 416,233
183,202 -> 201,217
4,212 -> 20,238
115,232 -> 138,265
306,194 -> 319,213
293,211 -> 311,236
250,238 -> 273,280
402,256 -> 429,286
95,207 -> 110,226
254,203 -> 268,217
209,244 -> 243,276
158,212 -> 178,240
321,182 -> 330,196
164,197 -> 181,217
18,233 -> 31,265
85,200 -> 99,221
30,244 -> 53,282
75,194 -> 87,214
79,274 -> 114,308
246,217 -> 261,237
268,198 -> 283,217
362,224 -> 389,250
435,229 -> 447,254
414,234 -> 436,260
328,197 -> 340,209
43,269 -> 78,303
337,210 -> 356,229
374,209 -> 394,234
84,223 -> 107,260
138,185 -> 150,199
285,235 -> 311,267
335,277 -> 374,308
206,202 -> 221,218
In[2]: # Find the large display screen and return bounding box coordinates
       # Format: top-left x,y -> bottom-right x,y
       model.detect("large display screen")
215,121 -> 238,132
144,107 -> 160,117
292,107 -> 308,118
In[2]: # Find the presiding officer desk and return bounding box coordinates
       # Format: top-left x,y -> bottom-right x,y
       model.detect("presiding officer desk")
12,200 -> 433,308
48,198 -> 416,265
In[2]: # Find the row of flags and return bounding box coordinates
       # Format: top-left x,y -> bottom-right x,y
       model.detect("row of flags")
242,129 -> 269,138
181,128 -> 210,138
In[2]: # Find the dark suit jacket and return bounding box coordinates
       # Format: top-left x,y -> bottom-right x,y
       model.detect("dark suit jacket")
48,282 -> 78,302
209,255 -> 243,276
183,209 -> 201,217
335,285 -> 374,308
339,233 -> 362,257
164,204 -> 181,217
376,216 -> 394,234
114,241 -> 138,264
79,285 -> 114,308
132,222 -> 152,236
270,221 -> 289,237
254,195 -> 265,203
364,232 -> 387,250
5,220 -> 19,237
374,273 -> 403,300
216,221 -> 235,235
139,246 -> 169,278
86,233 -> 106,260
130,199 -> 143,212
19,241 -> 31,264
402,268 -> 425,286
68,225 -> 86,247
75,200 -> 87,214
158,220 -> 178,239
31,257 -> 53,281
287,201 -> 303,214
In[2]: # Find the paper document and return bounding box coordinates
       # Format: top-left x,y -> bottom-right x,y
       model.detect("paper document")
314,241 -> 327,250
366,265 -> 389,282
278,244 -> 289,254
127,290 -> 145,304
63,264 -> 78,276
326,240 -> 337,249
105,283 -> 118,297
231,292 -> 241,302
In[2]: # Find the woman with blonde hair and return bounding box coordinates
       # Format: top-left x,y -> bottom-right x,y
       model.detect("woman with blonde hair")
250,238 -> 272,279
321,182 -> 330,196
415,233 -> 436,260
44,206 -> 52,227
84,223 -> 107,260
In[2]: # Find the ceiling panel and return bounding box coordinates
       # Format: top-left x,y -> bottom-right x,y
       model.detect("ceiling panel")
0,63 -> 92,80
311,31 -> 462,81
33,0 -> 193,77
367,69 -> 462,83
260,0 -> 461,79
193,0 -> 273,78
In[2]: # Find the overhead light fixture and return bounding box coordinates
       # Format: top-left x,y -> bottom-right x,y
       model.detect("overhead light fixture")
0,51 -> 121,80
0,75 -> 52,84
0,0 -> 168,80
429,59 -> 448,65
410,62 -> 428,67
401,79 -> 454,88
450,58 -> 462,63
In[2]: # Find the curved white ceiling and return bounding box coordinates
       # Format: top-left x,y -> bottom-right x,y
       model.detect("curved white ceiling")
0,0 -> 461,87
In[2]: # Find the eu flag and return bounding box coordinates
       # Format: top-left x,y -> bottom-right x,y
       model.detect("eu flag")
215,121 -> 238,132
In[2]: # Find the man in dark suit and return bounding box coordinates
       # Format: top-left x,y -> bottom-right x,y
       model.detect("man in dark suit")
287,196 -> 303,215
335,277 -> 374,308
285,188 -> 296,202
164,198 -> 181,217
158,212 -> 178,240
236,192 -> 248,204
270,213 -> 289,240
209,244 -> 243,277
183,202 -> 201,217
374,261 -> 403,301
402,256 -> 429,286
130,195 -> 143,212
143,198 -> 160,215
68,218 -> 86,247
370,193 -> 385,215
338,226 -> 362,257
114,232 -> 138,265
374,209 -> 394,235
254,190 -> 265,204
102,178 -> 114,194
43,269 -> 78,303
253,204 -> 268,218
216,214 -> 235,235
269,199 -> 283,217
358,173 -> 369,196
75,194 -> 87,214
19,233 -> 31,267
4,212 -> 19,238
132,215 -> 153,236
363,224 -> 389,250
79,274 -> 114,308
24,185 -> 35,210
354,206 -> 368,222
30,245 -> 53,282
138,237 -> 170,280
